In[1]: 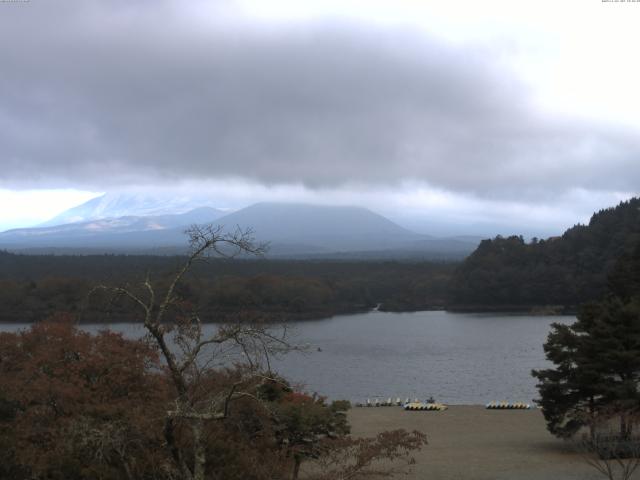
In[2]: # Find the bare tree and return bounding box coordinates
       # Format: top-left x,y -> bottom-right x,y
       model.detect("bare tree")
91,225 -> 291,480
87,224 -> 429,480
576,406 -> 640,480
305,429 -> 427,480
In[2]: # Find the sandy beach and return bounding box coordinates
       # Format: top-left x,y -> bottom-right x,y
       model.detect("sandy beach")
348,406 -> 606,480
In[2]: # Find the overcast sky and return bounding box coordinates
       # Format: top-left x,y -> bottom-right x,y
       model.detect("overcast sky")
1,0 -> 639,234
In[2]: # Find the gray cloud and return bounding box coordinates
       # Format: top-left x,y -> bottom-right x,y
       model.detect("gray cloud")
1,0 -> 639,200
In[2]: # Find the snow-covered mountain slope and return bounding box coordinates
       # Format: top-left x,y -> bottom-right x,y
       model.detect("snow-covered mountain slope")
40,192 -> 219,226
1,207 -> 224,241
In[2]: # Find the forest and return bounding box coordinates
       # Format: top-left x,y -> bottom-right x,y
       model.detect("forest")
0,251 -> 454,323
448,198 -> 640,311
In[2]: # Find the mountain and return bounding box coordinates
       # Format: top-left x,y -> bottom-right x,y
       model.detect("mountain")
0,207 -> 225,249
448,197 -> 640,310
212,202 -> 422,252
40,192 -> 218,226
0,201 -> 479,258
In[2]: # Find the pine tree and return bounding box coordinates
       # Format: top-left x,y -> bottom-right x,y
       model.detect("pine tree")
533,245 -> 640,439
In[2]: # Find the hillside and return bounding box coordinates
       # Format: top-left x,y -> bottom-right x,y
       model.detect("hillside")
448,197 -> 640,311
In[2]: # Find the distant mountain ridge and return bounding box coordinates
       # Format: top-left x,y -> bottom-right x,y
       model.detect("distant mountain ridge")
4,207 -> 224,238
0,201 -> 480,258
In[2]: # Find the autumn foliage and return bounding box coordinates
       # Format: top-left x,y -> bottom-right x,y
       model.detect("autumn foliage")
0,314 -> 169,479
0,316 -> 426,479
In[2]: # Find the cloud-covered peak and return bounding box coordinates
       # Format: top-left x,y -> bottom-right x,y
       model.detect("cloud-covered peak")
40,192 -> 217,226
1,1 -> 639,236
1,1 -> 639,202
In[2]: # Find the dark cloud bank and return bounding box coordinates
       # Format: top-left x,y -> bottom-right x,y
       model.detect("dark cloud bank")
1,0 -> 638,201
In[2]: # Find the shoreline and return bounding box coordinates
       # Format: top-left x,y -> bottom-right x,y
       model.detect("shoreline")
0,306 -> 577,325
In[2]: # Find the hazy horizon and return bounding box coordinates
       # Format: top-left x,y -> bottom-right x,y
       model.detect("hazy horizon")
0,190 -> 605,240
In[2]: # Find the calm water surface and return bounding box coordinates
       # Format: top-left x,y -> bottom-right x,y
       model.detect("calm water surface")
2,311 -> 574,405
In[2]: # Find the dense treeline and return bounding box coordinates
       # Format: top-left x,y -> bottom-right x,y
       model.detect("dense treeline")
449,197 -> 640,311
0,252 -> 454,322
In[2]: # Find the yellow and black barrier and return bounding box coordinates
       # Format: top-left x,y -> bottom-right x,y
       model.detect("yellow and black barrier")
404,402 -> 448,411
485,402 -> 531,410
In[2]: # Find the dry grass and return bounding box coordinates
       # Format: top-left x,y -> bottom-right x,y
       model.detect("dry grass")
347,406 -> 605,480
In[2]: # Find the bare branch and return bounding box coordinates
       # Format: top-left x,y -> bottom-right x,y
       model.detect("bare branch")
87,223 -> 286,480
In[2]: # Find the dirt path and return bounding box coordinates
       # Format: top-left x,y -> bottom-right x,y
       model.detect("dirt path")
348,406 -> 606,480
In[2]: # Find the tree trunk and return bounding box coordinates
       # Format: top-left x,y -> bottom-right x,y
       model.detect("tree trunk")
620,415 -> 629,441
165,417 -> 193,479
121,459 -> 134,480
589,397 -> 596,442
292,456 -> 301,480
192,420 -> 207,480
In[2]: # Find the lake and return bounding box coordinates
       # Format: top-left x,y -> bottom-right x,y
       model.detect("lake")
1,310 -> 574,405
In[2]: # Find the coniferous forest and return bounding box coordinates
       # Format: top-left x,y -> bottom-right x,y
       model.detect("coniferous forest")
0,253 -> 454,322
448,198 -> 640,311
0,198 -> 638,322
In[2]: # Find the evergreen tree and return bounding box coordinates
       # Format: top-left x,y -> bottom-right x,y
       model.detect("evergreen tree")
608,242 -> 640,302
533,245 -> 640,439
450,197 -> 640,309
